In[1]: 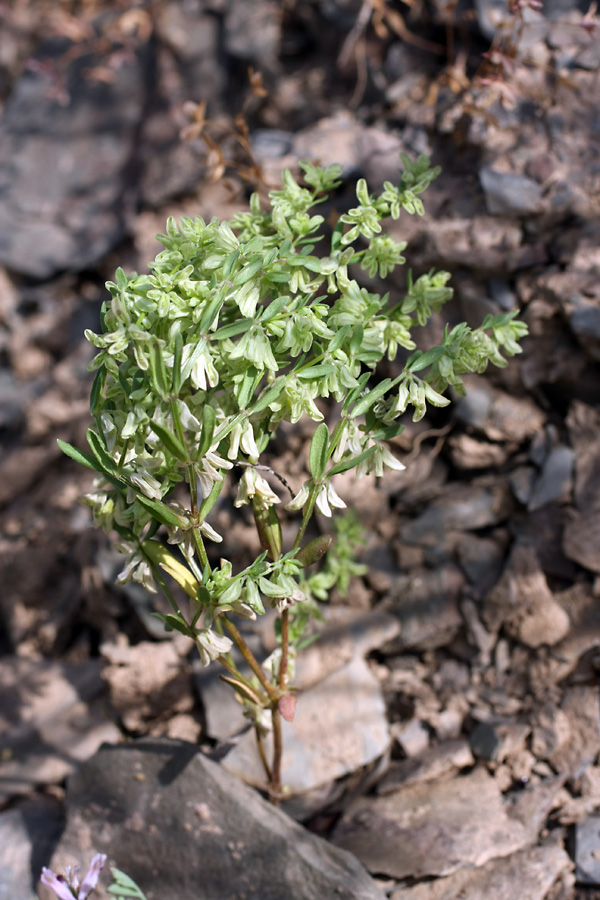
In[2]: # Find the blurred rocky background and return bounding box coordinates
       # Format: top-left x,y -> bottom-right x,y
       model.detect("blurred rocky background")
1,1 -> 599,899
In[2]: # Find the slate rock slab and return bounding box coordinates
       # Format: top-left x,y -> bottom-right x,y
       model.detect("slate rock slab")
563,509 -> 600,573
45,738 -> 387,900
479,167 -> 545,216
483,543 -> 570,647
0,798 -> 63,900
0,22 -> 152,278
0,656 -> 120,803
390,843 -> 572,900
385,565 -> 464,651
332,767 -> 563,880
575,815 -> 600,884
222,654 -> 390,798
401,480 -> 513,547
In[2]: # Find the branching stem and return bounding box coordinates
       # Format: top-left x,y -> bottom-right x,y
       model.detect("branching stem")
222,615 -> 279,702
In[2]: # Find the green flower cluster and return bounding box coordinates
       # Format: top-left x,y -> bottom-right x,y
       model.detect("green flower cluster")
61,153 -> 527,667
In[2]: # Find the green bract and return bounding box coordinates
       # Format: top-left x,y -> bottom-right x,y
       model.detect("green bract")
62,154 -> 528,798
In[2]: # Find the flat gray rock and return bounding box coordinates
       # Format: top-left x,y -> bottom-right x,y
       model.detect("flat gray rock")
390,843 -> 572,900
332,767 -> 564,880
401,480 -> 513,547
0,798 -> 63,900
576,815 -> 600,884
377,740 -> 474,795
385,565 -> 464,651
0,23 -> 151,278
47,738 -> 386,900
563,509 -> 600,573
222,653 -> 390,796
484,543 -> 570,647
479,167 -> 545,217
0,657 -> 120,803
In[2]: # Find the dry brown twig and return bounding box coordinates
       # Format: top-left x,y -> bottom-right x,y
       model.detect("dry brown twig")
180,68 -> 270,197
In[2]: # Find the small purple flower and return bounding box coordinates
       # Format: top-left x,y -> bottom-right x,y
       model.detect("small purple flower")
41,854 -> 107,900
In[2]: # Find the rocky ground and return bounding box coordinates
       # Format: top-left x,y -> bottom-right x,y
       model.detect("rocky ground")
1,1 -> 600,899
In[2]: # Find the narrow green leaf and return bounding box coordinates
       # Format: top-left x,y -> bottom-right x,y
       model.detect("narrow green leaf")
152,612 -> 192,637
302,256 -> 324,273
198,477 -> 225,520
253,499 -> 282,561
149,420 -> 188,462
172,333 -> 183,394
109,869 -> 143,891
309,422 -> 329,480
407,345 -> 445,373
260,294 -> 290,322
197,404 -> 216,458
150,341 -> 169,399
258,576 -> 288,598
326,446 -> 376,477
57,439 -> 104,474
233,257 -> 263,285
328,325 -> 350,354
296,364 -> 335,381
89,365 -> 106,415
266,272 -> 292,284
349,378 -> 393,418
213,412 -> 245,444
86,428 -> 118,476
135,495 -> 184,528
212,318 -> 254,340
222,249 -> 240,279
250,378 -> 285,414
350,324 -> 364,356
107,868 -> 148,899
117,365 -> 131,398
237,366 -> 260,411
295,534 -> 332,567
343,372 -> 370,412
199,293 -> 224,332
370,422 -> 405,442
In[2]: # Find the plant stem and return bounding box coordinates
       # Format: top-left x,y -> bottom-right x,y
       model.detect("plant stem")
292,483 -> 319,550
256,729 -> 273,783
192,528 -> 209,571
187,463 -> 199,515
279,608 -> 289,692
222,615 -> 279,702
216,655 -> 269,707
270,706 -> 283,803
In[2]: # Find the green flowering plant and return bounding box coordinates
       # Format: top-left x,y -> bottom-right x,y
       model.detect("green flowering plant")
39,854 -> 147,900
59,153 -> 527,800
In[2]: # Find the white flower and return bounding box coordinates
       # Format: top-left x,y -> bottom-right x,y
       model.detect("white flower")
115,541 -> 157,593
41,853 -> 107,900
287,478 -> 347,516
182,340 -> 219,392
127,462 -> 163,502
234,468 -> 280,509
272,587 -> 308,614
176,398 -> 202,432
99,413 -> 118,452
195,444 -> 233,500
356,441 -> 405,478
80,490 -> 115,531
285,481 -> 310,512
227,419 -> 259,461
315,481 -> 346,517
331,417 -> 362,463
196,628 -> 233,666
167,502 -> 223,558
